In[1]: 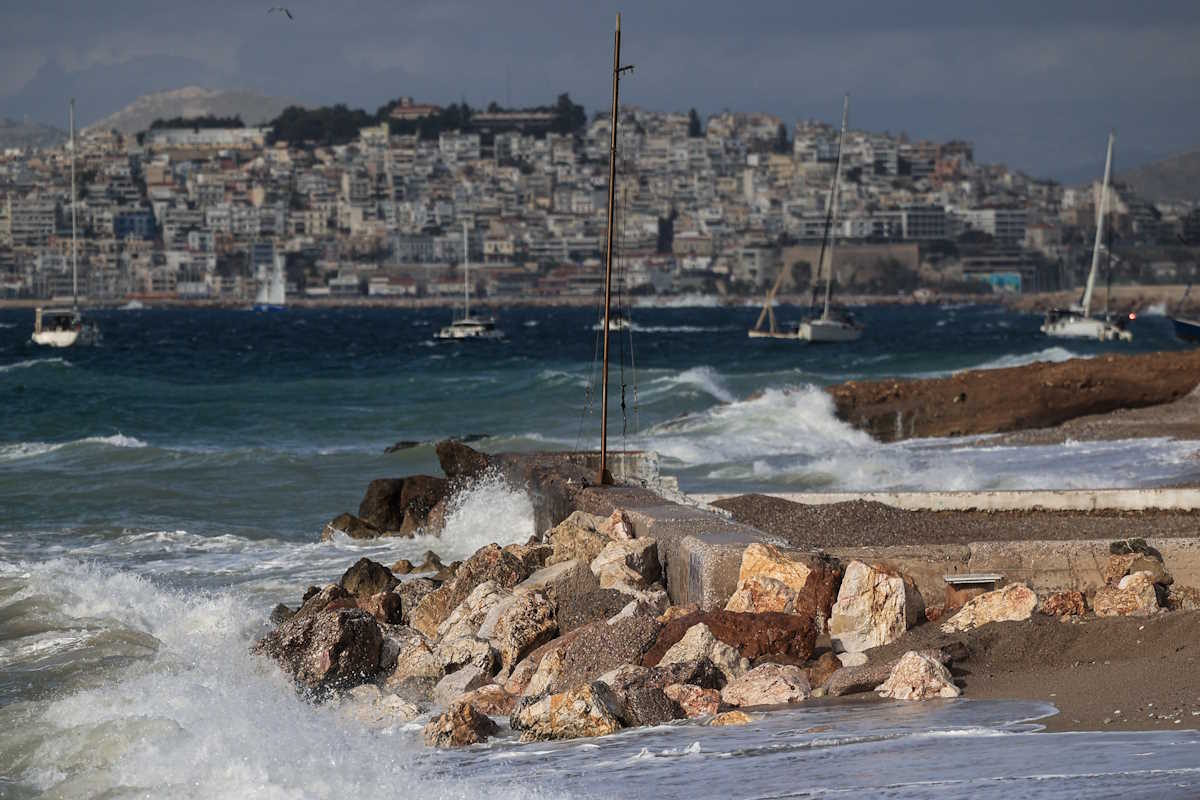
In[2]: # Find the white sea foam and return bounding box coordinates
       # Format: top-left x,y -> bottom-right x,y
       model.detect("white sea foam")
646,366 -> 736,404
0,356 -> 72,373
971,347 -> 1087,371
635,293 -> 721,308
0,434 -> 147,462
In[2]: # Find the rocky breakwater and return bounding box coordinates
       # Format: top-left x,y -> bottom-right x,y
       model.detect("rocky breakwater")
255,497 -> 861,747
828,348 -> 1200,442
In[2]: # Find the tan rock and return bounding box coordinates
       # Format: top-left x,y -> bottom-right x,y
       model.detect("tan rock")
423,700 -> 499,748
511,682 -> 626,741
1093,571 -> 1161,617
436,636 -> 497,675
659,604 -> 699,624
545,511 -> 611,566
1039,590 -> 1086,618
939,583 -> 1037,633
590,538 -> 661,589
663,684 -> 722,718
710,710 -> 753,727
461,683 -> 516,716
1103,553 -> 1138,586
490,591 -> 558,673
806,651 -> 841,688
830,561 -> 924,652
658,623 -> 750,681
503,656 -> 539,696
433,665 -> 490,707
875,651 -> 960,700
437,581 -> 513,643
727,544 -> 841,632
384,633 -> 442,686
720,663 -> 811,707
409,544 -> 532,639
600,509 -> 635,541
725,575 -> 798,614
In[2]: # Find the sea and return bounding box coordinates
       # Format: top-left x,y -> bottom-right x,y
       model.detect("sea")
2,301 -> 1199,798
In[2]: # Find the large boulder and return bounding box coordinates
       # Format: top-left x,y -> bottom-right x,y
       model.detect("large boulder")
829,561 -> 924,654
461,683 -> 516,716
395,578 -> 438,626
409,544 -> 533,638
320,512 -> 383,542
720,663 -> 811,707
1039,590 -> 1086,618
724,544 -> 841,632
940,583 -> 1037,633
358,475 -> 450,536
875,651 -> 960,700
291,584 -> 357,621
515,559 -> 626,632
524,615 -> 662,697
359,591 -> 403,624
1093,571 -> 1162,617
510,682 -> 627,742
423,700 -> 500,747
339,558 -> 399,599
437,581 -> 513,643
658,623 -> 750,682
643,610 -> 817,667
663,684 -> 722,718
490,591 -> 558,673
254,608 -> 383,693
383,630 -> 443,685
436,440 -> 493,482
436,636 -> 498,675
595,665 -> 685,727
545,511 -> 613,566
433,665 -> 491,707
590,539 -> 661,589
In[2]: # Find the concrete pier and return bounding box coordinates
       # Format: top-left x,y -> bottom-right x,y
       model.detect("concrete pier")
692,488 -> 1200,513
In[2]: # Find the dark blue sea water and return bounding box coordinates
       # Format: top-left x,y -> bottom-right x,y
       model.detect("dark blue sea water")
1,302 -> 1198,798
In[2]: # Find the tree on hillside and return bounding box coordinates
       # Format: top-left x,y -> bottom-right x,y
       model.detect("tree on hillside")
551,93 -> 587,135
149,115 -> 244,131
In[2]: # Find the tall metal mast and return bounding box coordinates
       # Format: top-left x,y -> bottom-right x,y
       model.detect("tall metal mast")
1081,132 -> 1114,318
599,12 -> 632,485
821,94 -> 849,321
69,98 -> 78,309
462,219 -> 470,319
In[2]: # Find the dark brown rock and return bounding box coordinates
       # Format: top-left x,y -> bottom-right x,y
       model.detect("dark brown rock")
293,584 -> 357,621
806,651 -> 840,688
423,700 -> 500,748
321,512 -> 383,542
557,588 -> 634,632
643,611 -> 818,667
436,440 -> 493,482
253,608 -> 383,693
269,604 -> 294,624
339,558 -> 398,599
651,658 -> 726,690
396,578 -> 438,626
358,476 -> 450,536
544,615 -> 662,695
359,591 -> 403,624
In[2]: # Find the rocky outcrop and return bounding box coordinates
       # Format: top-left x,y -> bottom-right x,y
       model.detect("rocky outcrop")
409,544 -> 533,638
436,439 -> 493,482
254,608 -> 383,693
423,700 -> 500,747
321,512 -> 383,542
724,544 -> 841,632
1093,571 -> 1162,617
1040,590 -> 1086,618
643,610 -> 818,666
395,578 -> 438,626
339,558 -> 398,599
940,583 -> 1037,633
383,630 -> 442,685
357,475 -> 449,536
436,635 -> 497,675
491,591 -> 558,673
510,682 -> 627,742
437,581 -> 512,643
719,663 -> 811,707
829,561 -> 923,653
515,559 -> 627,632
663,684 -> 722,718
823,649 -> 951,697
545,511 -> 614,566
875,651 -> 960,700
590,538 -> 661,589
658,623 -> 750,682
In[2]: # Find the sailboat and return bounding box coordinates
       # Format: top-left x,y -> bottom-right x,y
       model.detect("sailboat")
749,94 -> 861,342
32,99 -> 99,348
1041,132 -> 1132,342
435,221 -> 503,340
253,254 -> 287,312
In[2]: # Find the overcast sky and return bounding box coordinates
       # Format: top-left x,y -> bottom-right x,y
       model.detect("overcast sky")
2,1 -> 1198,179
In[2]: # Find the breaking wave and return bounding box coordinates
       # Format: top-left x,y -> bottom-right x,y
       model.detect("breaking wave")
0,434 -> 147,462
971,347 -> 1087,371
645,366 -> 736,404
0,357 -> 72,373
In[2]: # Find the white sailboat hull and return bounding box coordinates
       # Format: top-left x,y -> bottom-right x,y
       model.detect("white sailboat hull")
31,329 -> 80,348
747,328 -> 800,340
1040,315 -> 1132,341
434,317 -> 504,340
799,318 -> 862,342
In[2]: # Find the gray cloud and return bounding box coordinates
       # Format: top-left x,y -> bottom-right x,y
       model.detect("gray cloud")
2,0 -> 1198,178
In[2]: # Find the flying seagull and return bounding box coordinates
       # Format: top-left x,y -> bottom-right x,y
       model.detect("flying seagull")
268,6 -> 293,19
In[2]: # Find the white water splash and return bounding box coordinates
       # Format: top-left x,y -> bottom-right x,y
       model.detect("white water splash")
970,347 -> 1087,371
0,434 -> 147,462
0,357 -> 72,373
645,366 -> 736,404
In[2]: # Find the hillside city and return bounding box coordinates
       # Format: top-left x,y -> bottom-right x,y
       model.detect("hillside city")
2,94 -> 1199,304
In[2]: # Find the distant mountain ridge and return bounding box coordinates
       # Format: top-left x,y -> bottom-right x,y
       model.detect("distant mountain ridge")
1117,148 -> 1200,204
0,118 -> 67,150
84,87 -> 301,135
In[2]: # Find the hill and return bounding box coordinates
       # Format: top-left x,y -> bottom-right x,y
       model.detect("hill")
0,118 -> 67,150
1117,147 -> 1200,203
84,87 -> 300,135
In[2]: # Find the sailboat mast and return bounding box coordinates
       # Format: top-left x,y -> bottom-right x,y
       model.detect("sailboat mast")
69,98 -> 78,309
1082,132 -> 1114,318
822,94 -> 848,321
599,12 -> 623,484
462,220 -> 470,319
